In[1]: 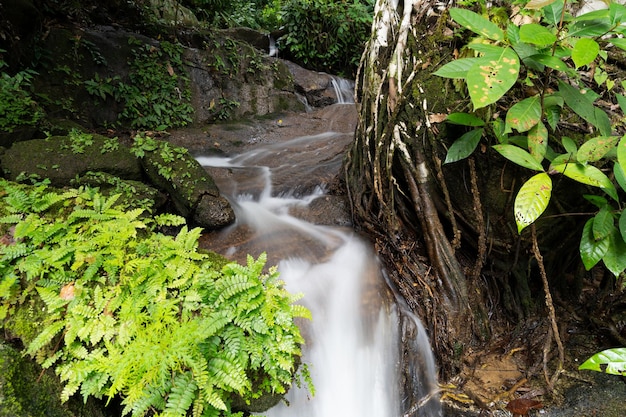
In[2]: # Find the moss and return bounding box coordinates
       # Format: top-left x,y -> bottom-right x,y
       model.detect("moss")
0,341 -> 110,417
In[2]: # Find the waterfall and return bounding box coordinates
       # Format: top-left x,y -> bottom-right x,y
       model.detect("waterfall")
330,77 -> 355,104
197,127 -> 441,417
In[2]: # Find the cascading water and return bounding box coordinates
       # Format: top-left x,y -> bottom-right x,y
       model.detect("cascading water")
197,117 -> 441,417
330,77 -> 355,104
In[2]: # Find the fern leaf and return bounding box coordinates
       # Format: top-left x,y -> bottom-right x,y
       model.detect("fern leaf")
290,304 -> 312,320
1,242 -> 31,261
0,213 -> 22,224
25,320 -> 65,356
208,357 -> 249,393
164,371 -> 197,417
153,213 -> 186,227
202,387 -> 227,411
36,286 -> 70,312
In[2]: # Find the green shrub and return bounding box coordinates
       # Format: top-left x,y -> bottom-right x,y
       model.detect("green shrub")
0,53 -> 44,132
84,39 -> 194,130
0,179 -> 311,416
280,0 -> 374,77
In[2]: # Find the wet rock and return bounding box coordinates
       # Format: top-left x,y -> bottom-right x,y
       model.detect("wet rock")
0,134 -> 142,186
140,139 -> 235,229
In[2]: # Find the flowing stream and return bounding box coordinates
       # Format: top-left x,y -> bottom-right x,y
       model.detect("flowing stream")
197,114 -> 442,417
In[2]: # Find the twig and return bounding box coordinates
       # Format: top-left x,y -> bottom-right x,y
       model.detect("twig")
531,225 -> 564,390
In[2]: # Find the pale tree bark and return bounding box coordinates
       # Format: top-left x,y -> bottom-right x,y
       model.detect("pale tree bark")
345,0 -> 482,377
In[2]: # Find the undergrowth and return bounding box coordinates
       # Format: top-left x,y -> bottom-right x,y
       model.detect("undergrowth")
0,179 -> 312,416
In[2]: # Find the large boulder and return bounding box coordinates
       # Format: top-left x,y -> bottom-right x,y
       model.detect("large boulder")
0,134 -> 143,185
140,138 -> 235,229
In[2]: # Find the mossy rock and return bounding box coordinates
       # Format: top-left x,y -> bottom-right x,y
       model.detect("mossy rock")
0,341 -> 112,417
140,139 -> 235,229
0,134 -> 142,186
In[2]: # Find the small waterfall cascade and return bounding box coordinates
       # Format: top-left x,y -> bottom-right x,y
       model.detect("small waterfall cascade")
330,77 -> 355,104
268,34 -> 279,57
197,129 -> 441,417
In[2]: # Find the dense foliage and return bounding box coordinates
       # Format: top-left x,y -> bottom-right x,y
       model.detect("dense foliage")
435,0 -> 626,276
0,52 -> 44,132
85,38 -> 194,130
0,179 -> 311,417
279,0 -> 373,77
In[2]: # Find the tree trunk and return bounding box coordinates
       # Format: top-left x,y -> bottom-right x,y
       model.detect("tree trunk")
345,0 -> 483,377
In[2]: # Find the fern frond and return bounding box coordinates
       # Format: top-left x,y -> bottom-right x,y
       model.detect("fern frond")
0,213 -> 22,223
213,275 -> 256,306
208,357 -> 249,393
36,286 -> 70,312
290,304 -> 312,320
25,320 -> 65,356
1,241 -> 30,261
153,213 -> 186,227
164,371 -> 197,417
202,387 -> 227,411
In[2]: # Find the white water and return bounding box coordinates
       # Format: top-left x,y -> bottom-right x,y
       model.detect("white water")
197,137 -> 441,417
330,77 -> 355,104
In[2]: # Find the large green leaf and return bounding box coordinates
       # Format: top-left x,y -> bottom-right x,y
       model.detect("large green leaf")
528,121 -> 548,162
611,37 -> 626,52
593,205 -> 614,241
444,128 -> 484,164
609,2 -> 626,26
579,218 -> 609,270
567,19 -> 612,38
577,136 -> 619,164
514,172 -> 552,233
528,54 -> 569,72
558,81 -> 612,136
550,163 -> 618,201
603,227 -> 626,276
541,0 -> 564,26
519,23 -> 557,46
467,47 -> 520,109
572,38 -> 600,68
493,144 -> 544,171
579,348 -> 626,376
433,58 -> 477,79
449,8 -> 505,41
505,95 -> 542,133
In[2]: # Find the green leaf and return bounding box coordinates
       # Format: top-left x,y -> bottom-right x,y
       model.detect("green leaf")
541,0 -> 564,26
561,136 -> 578,156
505,95 -> 542,133
449,8 -> 505,41
444,128 -> 484,164
603,227 -> 626,276
550,163 -> 618,200
558,81 -> 612,136
579,348 -> 626,376
619,210 -> 626,243
609,2 -> 626,26
577,135 -> 619,164
467,47 -> 520,109
519,23 -> 557,46
514,173 -> 552,233
446,112 -> 485,126
493,144 -> 544,171
528,121 -> 548,162
615,93 -> 626,114
528,54 -> 569,72
579,218 -> 609,270
615,162 -> 626,193
572,38 -> 600,68
593,205 -> 614,241
567,19 -> 612,38
611,37 -> 626,52
432,58 -> 477,78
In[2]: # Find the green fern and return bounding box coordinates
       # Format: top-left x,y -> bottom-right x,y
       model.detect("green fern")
0,178 -> 312,417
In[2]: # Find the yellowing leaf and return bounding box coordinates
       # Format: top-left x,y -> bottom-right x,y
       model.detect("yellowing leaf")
577,136 -> 619,164
467,47 -> 520,109
514,172 -> 552,233
550,163 -> 618,200
525,0 -> 558,9
505,95 -> 542,133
